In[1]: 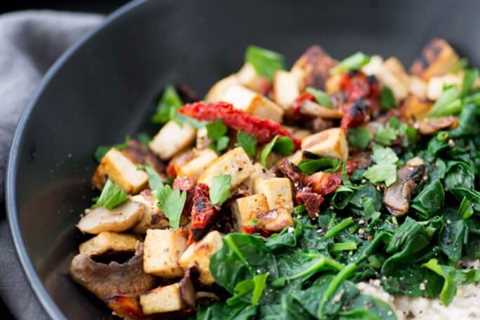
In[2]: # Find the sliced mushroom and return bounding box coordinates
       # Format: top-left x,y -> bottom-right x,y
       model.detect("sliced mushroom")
383,158 -> 426,216
300,100 -> 342,119
179,268 -> 196,308
131,190 -> 170,234
70,244 -> 156,301
410,38 -> 460,80
417,116 -> 458,135
121,139 -> 166,178
291,45 -> 338,90
77,201 -> 144,234
79,232 -> 138,256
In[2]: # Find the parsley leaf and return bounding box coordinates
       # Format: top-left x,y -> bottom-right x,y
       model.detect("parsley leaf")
347,127 -> 372,150
95,179 -> 128,209
207,120 -> 229,152
155,185 -> 186,229
363,145 -> 398,186
94,138 -> 129,162
144,165 -> 165,190
380,86 -> 396,110
306,87 -> 333,108
331,52 -> 370,74
245,46 -> 285,80
375,126 -> 397,146
236,132 -> 257,157
152,85 -> 183,124
210,175 -> 232,206
260,136 -> 294,167
207,120 -> 228,140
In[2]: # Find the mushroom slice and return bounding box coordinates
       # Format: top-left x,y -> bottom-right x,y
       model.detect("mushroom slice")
417,116 -> 458,135
300,100 -> 342,119
70,244 -> 156,301
79,232 -> 138,256
291,45 -> 338,90
383,159 -> 426,216
131,190 -> 169,234
77,201 -> 144,234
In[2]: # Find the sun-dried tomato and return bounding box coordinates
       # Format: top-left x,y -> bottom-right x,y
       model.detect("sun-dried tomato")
189,183 -> 217,242
307,172 -> 342,196
340,71 -> 380,102
179,102 -> 301,148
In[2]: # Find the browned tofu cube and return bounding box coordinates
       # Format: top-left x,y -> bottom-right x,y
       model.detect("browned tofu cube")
94,148 -> 148,193
143,229 -> 187,278
410,38 -> 460,80
179,231 -> 223,285
139,283 -> 183,315
301,128 -> 349,161
149,121 -> 196,160
232,194 -> 270,232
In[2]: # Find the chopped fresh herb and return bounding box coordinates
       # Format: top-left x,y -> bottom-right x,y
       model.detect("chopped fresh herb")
207,120 -> 230,152
155,186 -> 186,229
236,132 -> 257,157
306,87 -> 333,108
245,46 -> 285,80
260,135 -> 294,166
375,126 -> 397,146
144,165 -> 164,190
332,52 -> 370,74
371,145 -> 398,164
380,86 -> 396,110
298,157 -> 340,175
364,146 -> 398,186
95,179 -> 128,210
152,85 -> 183,124
347,127 -> 372,150
462,68 -> 478,96
210,175 -> 232,206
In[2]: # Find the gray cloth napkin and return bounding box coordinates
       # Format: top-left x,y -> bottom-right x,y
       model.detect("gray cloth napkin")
0,11 -> 103,320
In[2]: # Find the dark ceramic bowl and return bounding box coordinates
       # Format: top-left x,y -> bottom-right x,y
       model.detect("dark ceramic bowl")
6,0 -> 480,318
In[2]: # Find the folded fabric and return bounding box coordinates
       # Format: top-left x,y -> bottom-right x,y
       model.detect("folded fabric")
0,10 -> 103,320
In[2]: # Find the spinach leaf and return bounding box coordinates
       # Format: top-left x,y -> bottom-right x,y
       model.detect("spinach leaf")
347,127 -> 372,150
298,157 -> 340,175
422,258 -> 458,305
227,273 -> 269,306
380,86 -> 396,110
439,210 -> 467,263
382,217 -> 431,275
210,233 -> 274,293
411,180 -> 445,220
381,265 -> 442,298
428,87 -> 462,117
449,104 -> 478,137
196,303 -> 257,320
338,294 -> 397,320
444,161 -> 475,191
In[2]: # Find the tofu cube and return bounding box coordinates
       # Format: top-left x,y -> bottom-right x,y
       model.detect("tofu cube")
256,208 -> 294,233
140,283 -> 183,315
198,147 -> 254,189
177,149 -> 218,180
95,148 -> 148,193
237,63 -> 271,94
254,178 -> 294,214
149,121 -> 196,160
232,194 -> 270,232
409,76 -> 428,99
410,38 -> 459,80
179,231 -> 223,285
273,70 -> 301,109
362,55 -> 409,101
219,85 -> 284,122
79,232 -> 138,256
301,128 -> 349,161
206,75 -> 239,102
143,229 -> 187,278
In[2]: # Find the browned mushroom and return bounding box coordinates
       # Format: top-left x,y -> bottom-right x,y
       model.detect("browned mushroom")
122,140 -> 166,178
70,244 -> 156,301
417,116 -> 458,135
291,45 -> 338,90
383,158 -> 426,216
77,201 -> 145,234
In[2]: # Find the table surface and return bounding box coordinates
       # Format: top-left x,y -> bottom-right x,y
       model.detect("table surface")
1,2 -> 129,318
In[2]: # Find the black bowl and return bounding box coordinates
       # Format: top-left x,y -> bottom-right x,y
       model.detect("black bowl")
6,0 -> 480,318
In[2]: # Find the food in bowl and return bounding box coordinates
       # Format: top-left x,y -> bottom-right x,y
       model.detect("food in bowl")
70,39 -> 480,319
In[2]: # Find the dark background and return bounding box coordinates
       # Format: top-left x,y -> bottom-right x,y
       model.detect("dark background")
2,1 -> 129,319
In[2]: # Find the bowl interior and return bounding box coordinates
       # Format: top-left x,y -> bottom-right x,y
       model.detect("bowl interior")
8,0 -> 480,318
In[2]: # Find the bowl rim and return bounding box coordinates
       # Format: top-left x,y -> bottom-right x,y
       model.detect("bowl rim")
5,1 -> 146,318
